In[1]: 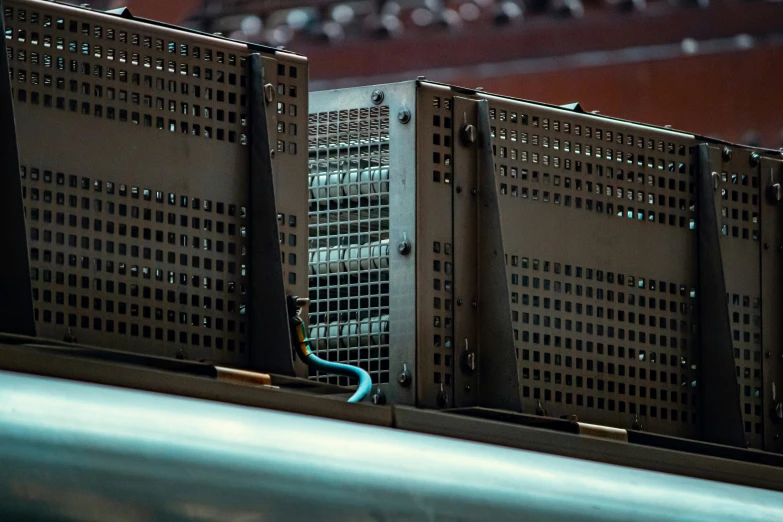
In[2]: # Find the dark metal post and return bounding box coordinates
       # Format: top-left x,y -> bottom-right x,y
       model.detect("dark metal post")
0,2 -> 36,337
696,143 -> 745,447
247,53 -> 294,374
475,100 -> 521,412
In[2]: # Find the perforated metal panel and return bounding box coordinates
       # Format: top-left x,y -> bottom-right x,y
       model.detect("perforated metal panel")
310,79 -> 783,451
4,0 -> 308,369
481,95 -> 701,439
713,146 -> 764,448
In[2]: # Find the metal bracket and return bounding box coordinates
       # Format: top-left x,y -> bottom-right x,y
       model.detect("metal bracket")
247,53 -> 295,375
760,155 -> 783,452
475,100 -> 521,412
0,1 -> 36,337
696,143 -> 746,447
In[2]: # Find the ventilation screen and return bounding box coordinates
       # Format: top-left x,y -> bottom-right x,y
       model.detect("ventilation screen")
308,105 -> 391,385
4,0 -> 304,367
484,99 -> 702,438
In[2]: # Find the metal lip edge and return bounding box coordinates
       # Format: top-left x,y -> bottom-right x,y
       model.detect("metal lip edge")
419,79 -> 701,139
446,406 -> 783,468
11,0 -> 303,57
393,406 -> 783,492
0,343 -> 393,428
309,80 -> 417,99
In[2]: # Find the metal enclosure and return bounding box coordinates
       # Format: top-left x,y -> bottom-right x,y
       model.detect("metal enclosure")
308,80 -> 783,452
3,0 -> 309,372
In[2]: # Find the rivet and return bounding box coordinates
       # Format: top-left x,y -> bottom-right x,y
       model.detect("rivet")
397,107 -> 411,124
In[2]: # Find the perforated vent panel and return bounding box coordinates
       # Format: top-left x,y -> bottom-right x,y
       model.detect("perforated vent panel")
483,96 -> 701,437
416,84 -> 456,408
717,147 -> 764,448
5,0 -> 308,366
308,104 -> 391,386
23,168 -> 250,358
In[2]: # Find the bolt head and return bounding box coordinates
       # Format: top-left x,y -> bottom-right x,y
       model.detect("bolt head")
398,240 -> 411,255
750,152 -> 760,167
460,124 -> 476,146
263,83 -> 275,104
370,89 -> 384,105
398,371 -> 411,387
397,107 -> 411,124
371,390 -> 386,405
722,146 -> 732,162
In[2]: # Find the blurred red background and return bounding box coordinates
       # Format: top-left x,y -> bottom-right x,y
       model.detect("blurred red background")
105,0 -> 783,147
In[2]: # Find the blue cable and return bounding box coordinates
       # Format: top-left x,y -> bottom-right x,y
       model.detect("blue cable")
303,352 -> 373,403
293,320 -> 373,403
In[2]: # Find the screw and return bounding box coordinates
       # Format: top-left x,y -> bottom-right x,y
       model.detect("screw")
471,300 -> 477,308
722,146 -> 732,162
457,298 -> 463,306
63,328 -> 78,343
471,187 -> 477,195
370,89 -> 384,105
768,182 -> 782,204
765,243 -> 770,250
264,83 -> 275,104
774,402 -> 783,421
461,349 -> 476,375
398,240 -> 411,255
750,152 -> 760,168
437,384 -> 449,407
398,365 -> 411,387
460,124 -> 476,145
456,186 -> 462,194
371,387 -> 387,405
397,107 -> 411,124
766,351 -> 771,358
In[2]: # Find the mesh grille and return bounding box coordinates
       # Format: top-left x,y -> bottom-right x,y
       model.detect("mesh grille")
307,105 -> 391,386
